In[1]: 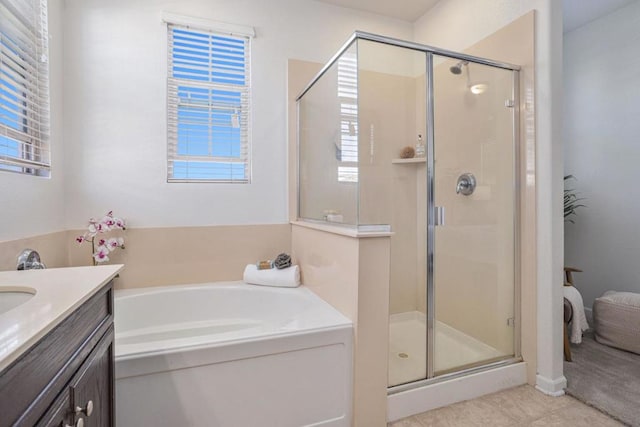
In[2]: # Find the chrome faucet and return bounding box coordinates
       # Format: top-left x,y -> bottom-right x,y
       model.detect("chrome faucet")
17,249 -> 46,270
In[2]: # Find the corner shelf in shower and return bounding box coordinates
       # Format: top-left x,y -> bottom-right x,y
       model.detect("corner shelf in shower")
391,158 -> 426,164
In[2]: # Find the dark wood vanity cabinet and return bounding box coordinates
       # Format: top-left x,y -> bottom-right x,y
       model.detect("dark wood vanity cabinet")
0,281 -> 115,427
37,328 -> 114,427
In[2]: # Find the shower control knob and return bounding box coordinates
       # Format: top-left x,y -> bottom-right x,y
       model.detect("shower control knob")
456,173 -> 476,196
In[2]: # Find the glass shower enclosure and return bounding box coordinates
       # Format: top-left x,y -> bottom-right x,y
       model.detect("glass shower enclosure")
297,32 -> 520,390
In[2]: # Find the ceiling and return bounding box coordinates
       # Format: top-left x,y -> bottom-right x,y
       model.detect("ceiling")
562,0 -> 637,32
315,0 -> 439,22
315,0 -> 639,31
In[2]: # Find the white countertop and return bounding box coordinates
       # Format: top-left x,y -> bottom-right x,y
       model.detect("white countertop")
0,264 -> 124,372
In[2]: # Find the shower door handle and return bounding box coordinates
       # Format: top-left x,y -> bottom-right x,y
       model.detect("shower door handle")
435,206 -> 445,226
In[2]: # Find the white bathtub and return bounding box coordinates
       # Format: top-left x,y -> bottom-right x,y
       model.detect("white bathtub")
114,282 -> 353,427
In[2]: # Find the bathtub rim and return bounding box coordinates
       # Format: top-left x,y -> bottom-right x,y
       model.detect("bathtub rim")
114,280 -> 353,363
115,279 -> 323,298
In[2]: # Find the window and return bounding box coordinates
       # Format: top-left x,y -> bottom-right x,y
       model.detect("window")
0,0 -> 50,176
337,51 -> 357,183
167,19 -> 252,182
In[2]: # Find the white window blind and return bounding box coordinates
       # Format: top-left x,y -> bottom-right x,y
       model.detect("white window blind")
337,51 -> 357,183
0,0 -> 50,176
167,22 -> 251,182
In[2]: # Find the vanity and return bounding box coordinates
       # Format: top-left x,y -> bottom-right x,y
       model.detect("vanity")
0,265 -> 123,427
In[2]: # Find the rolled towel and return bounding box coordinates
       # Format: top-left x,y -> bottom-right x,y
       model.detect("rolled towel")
243,264 -> 301,288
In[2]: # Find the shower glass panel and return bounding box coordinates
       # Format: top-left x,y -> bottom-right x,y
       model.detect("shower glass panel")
296,32 -> 520,392
298,42 -> 359,226
432,55 -> 517,375
355,40 -> 427,387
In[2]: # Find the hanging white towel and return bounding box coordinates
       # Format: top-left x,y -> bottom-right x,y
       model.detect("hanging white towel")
564,285 -> 590,344
243,264 -> 301,288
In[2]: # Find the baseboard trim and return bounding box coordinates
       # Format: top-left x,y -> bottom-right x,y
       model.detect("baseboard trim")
535,374 -> 567,396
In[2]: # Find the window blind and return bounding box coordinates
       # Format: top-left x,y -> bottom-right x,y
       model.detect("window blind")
337,51 -> 357,183
167,23 -> 251,182
0,0 -> 50,176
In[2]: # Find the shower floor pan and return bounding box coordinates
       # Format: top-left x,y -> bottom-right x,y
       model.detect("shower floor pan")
388,311 -> 504,387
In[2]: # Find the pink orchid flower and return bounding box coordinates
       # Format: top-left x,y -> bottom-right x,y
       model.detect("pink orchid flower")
106,237 -> 120,252
93,245 -> 110,263
96,222 -> 110,233
102,216 -> 116,227
79,212 -> 126,265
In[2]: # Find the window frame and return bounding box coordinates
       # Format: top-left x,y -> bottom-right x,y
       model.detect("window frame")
0,0 -> 51,177
164,14 -> 254,183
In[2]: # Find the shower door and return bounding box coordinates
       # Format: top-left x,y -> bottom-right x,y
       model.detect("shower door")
428,54 -> 518,376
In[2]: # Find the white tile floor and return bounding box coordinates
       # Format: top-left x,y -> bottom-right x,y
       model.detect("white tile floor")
388,312 -> 504,387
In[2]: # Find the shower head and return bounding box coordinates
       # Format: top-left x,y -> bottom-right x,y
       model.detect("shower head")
449,60 -> 468,75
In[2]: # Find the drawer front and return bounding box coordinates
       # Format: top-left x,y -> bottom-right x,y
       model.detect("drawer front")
0,281 -> 113,427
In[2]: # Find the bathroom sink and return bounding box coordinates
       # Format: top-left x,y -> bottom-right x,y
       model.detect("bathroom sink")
0,287 -> 36,315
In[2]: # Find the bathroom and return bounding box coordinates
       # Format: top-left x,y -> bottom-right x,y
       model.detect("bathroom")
0,0 -> 575,426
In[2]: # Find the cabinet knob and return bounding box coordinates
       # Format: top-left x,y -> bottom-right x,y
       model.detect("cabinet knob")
63,418 -> 84,427
75,400 -> 94,417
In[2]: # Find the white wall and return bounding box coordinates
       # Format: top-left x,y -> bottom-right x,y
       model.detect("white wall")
61,0 -> 413,229
564,0 -> 640,307
0,0 -> 66,242
413,0 -> 566,394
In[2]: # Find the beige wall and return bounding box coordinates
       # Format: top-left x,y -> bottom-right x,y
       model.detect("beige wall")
431,56 -> 516,356
67,224 -> 291,289
291,223 -> 390,427
291,224 -> 359,319
357,41 -> 420,226
1,225 -> 291,290
458,11 -> 536,381
0,232 -> 68,272
357,49 -> 422,315
354,237 -> 390,427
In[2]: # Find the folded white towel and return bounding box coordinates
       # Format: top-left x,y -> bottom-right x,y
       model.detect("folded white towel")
564,285 -> 590,344
243,264 -> 301,288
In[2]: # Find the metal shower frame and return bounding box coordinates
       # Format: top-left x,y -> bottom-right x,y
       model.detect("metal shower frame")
296,31 -> 522,394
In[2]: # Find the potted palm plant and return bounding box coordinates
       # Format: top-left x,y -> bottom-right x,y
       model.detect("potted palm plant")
564,175 -> 585,223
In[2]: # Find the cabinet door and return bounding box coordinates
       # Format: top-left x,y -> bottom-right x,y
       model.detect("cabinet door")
36,390 -> 73,427
0,283 -> 113,427
70,327 -> 114,427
